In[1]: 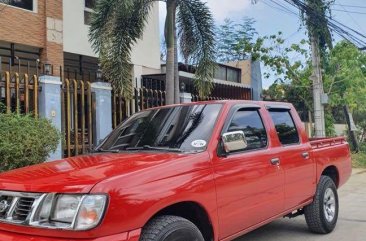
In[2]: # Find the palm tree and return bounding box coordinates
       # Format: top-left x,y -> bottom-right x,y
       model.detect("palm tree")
89,0 -> 216,104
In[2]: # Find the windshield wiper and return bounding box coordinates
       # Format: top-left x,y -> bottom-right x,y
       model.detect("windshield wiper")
125,145 -> 184,153
93,148 -> 121,153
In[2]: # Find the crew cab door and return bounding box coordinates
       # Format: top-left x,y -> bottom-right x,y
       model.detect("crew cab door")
212,105 -> 285,239
267,106 -> 315,209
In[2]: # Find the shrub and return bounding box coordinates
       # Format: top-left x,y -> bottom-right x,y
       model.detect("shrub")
352,152 -> 366,168
0,102 -> 5,114
0,113 -> 61,172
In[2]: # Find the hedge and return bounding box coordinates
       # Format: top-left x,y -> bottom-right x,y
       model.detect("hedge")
0,109 -> 61,172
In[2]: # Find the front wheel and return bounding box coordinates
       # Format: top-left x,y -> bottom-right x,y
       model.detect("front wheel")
140,215 -> 205,241
304,175 -> 339,234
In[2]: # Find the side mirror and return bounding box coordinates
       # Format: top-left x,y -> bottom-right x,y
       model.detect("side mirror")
222,131 -> 248,153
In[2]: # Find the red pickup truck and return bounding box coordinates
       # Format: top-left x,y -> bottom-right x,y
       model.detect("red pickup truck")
0,101 -> 352,241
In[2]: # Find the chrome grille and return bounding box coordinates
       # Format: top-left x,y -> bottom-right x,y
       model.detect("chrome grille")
12,197 -> 35,221
0,191 -> 43,225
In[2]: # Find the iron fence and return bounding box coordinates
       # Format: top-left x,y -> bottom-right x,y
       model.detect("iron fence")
61,77 -> 95,158
112,87 -> 166,128
0,64 -> 39,116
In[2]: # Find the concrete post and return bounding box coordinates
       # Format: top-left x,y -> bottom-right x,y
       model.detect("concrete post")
91,82 -> 113,145
38,76 -> 62,161
180,92 -> 192,103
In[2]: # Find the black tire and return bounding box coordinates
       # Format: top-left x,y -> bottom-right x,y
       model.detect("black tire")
304,175 -> 339,234
140,215 -> 205,241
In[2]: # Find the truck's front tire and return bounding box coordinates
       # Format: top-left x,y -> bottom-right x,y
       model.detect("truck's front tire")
304,175 -> 339,234
140,215 -> 205,241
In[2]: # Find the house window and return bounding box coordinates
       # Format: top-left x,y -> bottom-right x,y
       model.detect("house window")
85,0 -> 96,9
214,64 -> 241,83
84,0 -> 96,25
2,0 -> 34,11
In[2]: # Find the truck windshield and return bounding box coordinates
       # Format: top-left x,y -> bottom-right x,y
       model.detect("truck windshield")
97,104 -> 222,153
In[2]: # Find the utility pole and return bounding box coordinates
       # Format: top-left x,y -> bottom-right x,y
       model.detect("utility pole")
310,35 -> 326,137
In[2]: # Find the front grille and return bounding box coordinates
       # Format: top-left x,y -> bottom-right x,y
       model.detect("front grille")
0,191 -> 43,225
12,197 -> 35,221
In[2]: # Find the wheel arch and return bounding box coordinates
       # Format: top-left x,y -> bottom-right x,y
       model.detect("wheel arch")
145,201 -> 215,241
321,165 -> 340,187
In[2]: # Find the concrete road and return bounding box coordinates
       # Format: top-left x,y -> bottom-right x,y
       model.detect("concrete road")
235,169 -> 366,241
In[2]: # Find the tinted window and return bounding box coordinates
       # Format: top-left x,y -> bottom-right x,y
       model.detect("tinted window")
7,0 -> 33,11
84,10 -> 92,25
84,0 -> 96,25
98,104 -> 222,152
227,109 -> 267,151
85,0 -> 96,9
269,110 -> 299,145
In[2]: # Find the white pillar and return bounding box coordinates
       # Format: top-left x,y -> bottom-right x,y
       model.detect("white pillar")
91,82 -> 113,145
38,76 -> 62,161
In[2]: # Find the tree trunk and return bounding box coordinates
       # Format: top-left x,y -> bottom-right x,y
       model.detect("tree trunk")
165,0 -> 176,105
343,105 -> 359,152
174,22 -> 180,104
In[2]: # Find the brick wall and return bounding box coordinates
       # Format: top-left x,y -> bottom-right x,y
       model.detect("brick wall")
0,0 -> 63,75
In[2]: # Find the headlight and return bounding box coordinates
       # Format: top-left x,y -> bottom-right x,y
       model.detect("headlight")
31,194 -> 107,230
75,195 -> 107,230
52,195 -> 82,224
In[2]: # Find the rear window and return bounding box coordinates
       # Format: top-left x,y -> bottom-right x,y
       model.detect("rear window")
269,110 -> 300,145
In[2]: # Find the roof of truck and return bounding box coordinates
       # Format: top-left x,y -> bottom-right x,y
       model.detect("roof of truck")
146,100 -> 294,110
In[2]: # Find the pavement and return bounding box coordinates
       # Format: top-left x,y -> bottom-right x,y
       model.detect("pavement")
235,169 -> 366,241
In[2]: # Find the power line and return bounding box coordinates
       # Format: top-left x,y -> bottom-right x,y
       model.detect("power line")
261,0 -> 297,16
337,3 -> 366,33
332,9 -> 366,15
284,30 -> 302,41
333,3 -> 366,9
281,0 -> 366,48
261,0 -> 366,47
265,0 -> 299,15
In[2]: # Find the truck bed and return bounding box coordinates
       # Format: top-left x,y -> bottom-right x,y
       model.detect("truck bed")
309,136 -> 352,188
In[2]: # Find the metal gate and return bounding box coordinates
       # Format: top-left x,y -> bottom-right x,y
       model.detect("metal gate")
61,78 -> 95,158
112,87 -> 166,128
0,72 -> 38,116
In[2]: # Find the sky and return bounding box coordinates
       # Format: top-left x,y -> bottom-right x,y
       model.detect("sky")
158,0 -> 366,89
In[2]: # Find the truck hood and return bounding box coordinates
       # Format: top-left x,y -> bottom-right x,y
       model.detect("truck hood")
0,152 -> 193,193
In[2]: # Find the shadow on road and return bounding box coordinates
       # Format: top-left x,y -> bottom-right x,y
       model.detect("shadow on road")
234,218 -> 313,241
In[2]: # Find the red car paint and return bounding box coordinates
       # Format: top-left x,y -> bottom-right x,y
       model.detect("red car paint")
0,100 -> 352,241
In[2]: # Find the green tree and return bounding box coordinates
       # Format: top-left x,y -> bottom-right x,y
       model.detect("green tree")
265,41 -> 366,139
216,18 -> 257,63
215,17 -> 313,122
215,18 -> 309,83
324,41 -> 366,111
324,41 -> 366,149
89,0 -> 216,104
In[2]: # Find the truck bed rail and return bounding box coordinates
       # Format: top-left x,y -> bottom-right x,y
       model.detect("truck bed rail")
309,137 -> 346,149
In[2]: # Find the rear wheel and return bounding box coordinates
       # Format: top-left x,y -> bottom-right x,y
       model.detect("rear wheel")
304,175 -> 339,234
140,215 -> 205,241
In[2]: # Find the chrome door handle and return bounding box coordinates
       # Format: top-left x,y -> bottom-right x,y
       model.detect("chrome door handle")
302,152 -> 310,159
270,158 -> 280,166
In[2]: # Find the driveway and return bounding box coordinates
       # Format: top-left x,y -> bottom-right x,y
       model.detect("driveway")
235,169 -> 366,241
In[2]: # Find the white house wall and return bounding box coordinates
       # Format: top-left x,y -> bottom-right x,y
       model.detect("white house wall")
63,0 -> 161,71
130,2 -> 161,71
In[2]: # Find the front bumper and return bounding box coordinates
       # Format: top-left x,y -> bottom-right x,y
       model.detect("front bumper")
0,228 -> 141,241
